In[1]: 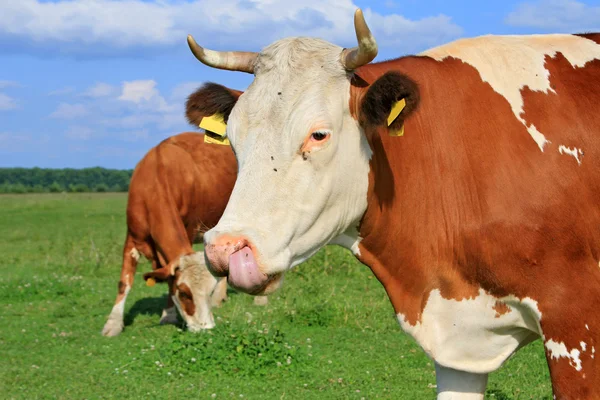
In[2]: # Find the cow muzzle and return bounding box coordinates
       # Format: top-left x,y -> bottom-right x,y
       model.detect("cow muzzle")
204,234 -> 273,294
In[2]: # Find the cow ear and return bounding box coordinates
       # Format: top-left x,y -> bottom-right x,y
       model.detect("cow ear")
359,71 -> 420,133
142,258 -> 184,284
185,83 -> 243,127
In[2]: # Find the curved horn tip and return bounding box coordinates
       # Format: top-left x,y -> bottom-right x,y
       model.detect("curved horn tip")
187,34 -> 197,47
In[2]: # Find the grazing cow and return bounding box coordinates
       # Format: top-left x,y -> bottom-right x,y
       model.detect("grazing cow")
102,132 -> 267,337
181,10 -> 600,399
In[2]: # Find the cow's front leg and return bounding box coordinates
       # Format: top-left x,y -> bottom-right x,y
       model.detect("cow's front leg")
435,363 -> 488,400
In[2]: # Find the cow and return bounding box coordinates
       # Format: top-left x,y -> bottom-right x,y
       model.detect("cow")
175,9 -> 600,399
102,132 -> 267,337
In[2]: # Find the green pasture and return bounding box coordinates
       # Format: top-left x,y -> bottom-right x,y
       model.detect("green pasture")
0,193 -> 552,399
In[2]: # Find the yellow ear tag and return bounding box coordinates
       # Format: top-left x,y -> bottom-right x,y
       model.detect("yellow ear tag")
203,131 -> 230,145
387,98 -> 406,137
146,277 -> 156,287
200,114 -> 230,145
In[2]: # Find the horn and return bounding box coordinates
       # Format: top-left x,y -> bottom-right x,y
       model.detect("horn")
340,9 -> 378,70
187,35 -> 258,74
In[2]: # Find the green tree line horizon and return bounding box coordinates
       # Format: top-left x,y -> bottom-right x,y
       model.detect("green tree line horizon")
0,167 -> 133,194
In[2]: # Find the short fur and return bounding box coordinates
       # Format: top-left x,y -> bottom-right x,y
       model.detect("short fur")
186,83 -> 242,126
359,71 -> 420,132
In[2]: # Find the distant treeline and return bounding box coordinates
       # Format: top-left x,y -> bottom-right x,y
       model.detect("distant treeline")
0,167 -> 133,194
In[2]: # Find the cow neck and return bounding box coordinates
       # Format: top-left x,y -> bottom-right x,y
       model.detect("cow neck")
350,57 -> 482,325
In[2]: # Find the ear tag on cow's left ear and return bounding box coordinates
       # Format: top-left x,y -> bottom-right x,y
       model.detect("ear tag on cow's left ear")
387,98 -> 406,137
200,114 -> 230,145
146,277 -> 156,287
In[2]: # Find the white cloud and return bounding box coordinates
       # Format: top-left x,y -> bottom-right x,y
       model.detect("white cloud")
0,0 -> 463,57
506,0 -> 600,31
119,80 -> 159,104
83,82 -> 116,98
0,93 -> 17,110
50,103 -> 88,119
119,80 -> 178,113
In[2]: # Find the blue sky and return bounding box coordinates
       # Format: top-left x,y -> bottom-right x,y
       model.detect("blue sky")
0,0 -> 599,169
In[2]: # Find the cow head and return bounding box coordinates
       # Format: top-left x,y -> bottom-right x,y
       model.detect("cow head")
143,252 -> 221,332
189,10 -> 419,295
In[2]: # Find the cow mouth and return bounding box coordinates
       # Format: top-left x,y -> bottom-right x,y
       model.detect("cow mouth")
227,246 -> 278,295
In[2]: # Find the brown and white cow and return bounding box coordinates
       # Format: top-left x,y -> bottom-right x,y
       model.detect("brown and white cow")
181,9 -> 600,399
102,131 -> 267,337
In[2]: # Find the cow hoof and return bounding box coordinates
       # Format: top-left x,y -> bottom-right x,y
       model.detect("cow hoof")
102,319 -> 124,337
159,307 -> 179,325
253,296 -> 269,306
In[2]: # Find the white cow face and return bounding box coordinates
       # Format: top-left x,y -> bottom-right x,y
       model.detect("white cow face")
187,10 -> 403,295
199,38 -> 372,295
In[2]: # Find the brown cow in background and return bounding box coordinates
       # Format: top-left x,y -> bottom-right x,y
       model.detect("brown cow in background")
102,132 -> 267,337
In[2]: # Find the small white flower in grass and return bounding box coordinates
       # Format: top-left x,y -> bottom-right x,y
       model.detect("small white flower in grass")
287,357 -> 292,365
277,362 -> 282,367
191,358 -> 196,362
123,370 -> 128,374
303,384 -> 307,387
167,372 -> 172,376
356,390 -> 360,393
328,360 -> 332,364
211,394 -> 216,398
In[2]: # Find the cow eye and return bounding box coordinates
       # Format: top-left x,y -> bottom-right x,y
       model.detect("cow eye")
179,290 -> 192,300
311,131 -> 329,141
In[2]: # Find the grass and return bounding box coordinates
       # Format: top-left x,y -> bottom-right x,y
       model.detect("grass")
0,193 -> 552,399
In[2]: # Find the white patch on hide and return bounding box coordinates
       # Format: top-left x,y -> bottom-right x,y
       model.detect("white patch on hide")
581,341 -> 587,352
129,247 -> 140,261
396,289 -> 542,374
102,284 -> 131,337
545,339 -> 583,372
558,145 -> 583,165
422,34 -> 600,152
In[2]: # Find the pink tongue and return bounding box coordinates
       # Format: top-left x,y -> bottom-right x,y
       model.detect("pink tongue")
228,247 -> 268,294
